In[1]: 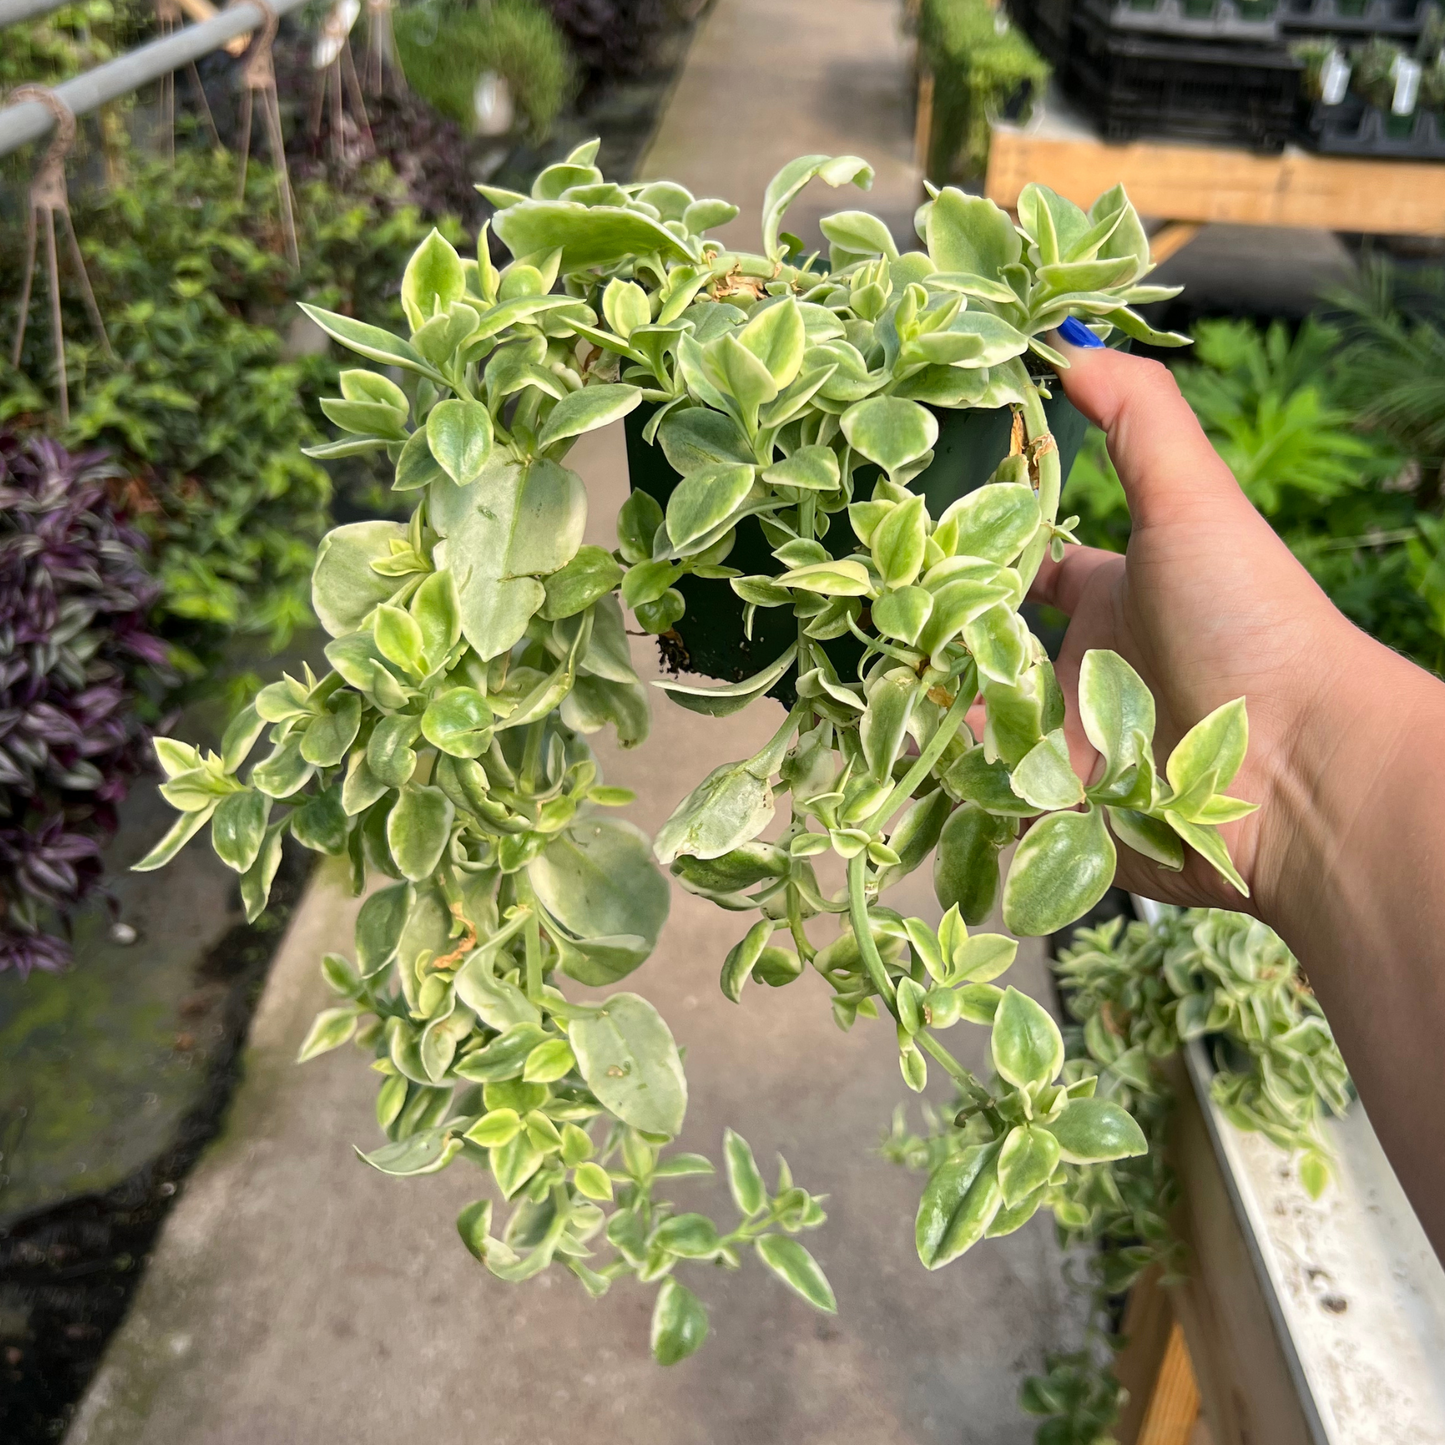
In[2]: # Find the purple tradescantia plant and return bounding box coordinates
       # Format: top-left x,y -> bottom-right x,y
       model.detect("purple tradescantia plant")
0,431 -> 169,976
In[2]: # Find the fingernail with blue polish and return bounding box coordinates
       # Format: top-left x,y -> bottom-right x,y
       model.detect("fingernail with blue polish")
1058,316 -> 1104,349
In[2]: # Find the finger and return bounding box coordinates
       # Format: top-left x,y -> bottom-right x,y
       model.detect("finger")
1048,338 -> 1260,534
1027,541 -> 1122,617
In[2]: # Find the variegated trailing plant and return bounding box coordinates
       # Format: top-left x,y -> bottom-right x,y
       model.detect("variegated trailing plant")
138,142 -> 1259,1362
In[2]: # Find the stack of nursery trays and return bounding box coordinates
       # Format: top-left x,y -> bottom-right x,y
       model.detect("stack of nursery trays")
1010,0 -> 1304,150
1290,3 -> 1445,157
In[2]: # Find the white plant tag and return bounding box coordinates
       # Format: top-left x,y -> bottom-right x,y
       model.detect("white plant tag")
1320,48 -> 1351,105
1392,55 -> 1421,115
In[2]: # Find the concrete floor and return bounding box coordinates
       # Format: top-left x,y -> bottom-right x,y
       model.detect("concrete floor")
66,4 -> 1090,1440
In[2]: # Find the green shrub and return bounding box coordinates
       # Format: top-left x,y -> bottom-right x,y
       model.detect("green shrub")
0,146 -> 444,701
394,0 -> 573,138
917,0 -> 1049,182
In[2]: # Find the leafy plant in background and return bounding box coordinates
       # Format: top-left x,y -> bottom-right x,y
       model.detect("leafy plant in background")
0,145 -> 443,701
393,0 -> 573,137
540,0 -> 668,85
1063,315 -> 1445,672
916,0 -> 1050,183
141,145 -> 1258,1361
0,432 -> 167,976
972,906 -> 1344,1443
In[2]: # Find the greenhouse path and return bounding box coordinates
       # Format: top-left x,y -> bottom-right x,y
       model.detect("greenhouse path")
66,3 -> 1086,1441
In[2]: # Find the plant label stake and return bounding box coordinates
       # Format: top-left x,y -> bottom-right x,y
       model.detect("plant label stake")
362,0 -> 404,95
154,0 -> 223,158
230,0 -> 300,269
7,86 -> 112,427
310,0 -> 374,164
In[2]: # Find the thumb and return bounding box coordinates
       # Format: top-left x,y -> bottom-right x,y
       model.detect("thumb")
1049,336 -> 1257,534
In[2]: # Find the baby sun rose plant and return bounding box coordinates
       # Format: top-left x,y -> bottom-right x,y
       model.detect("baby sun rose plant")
138,143 -> 1256,1363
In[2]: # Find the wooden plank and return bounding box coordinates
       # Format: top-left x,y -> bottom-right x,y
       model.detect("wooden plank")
1149,221 -> 1202,264
1138,1321 -> 1202,1445
986,128 -> 1445,235
1115,1265 -> 1177,1445
1165,1059 -> 1316,1445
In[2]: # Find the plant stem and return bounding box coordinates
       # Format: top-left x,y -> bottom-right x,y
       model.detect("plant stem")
916,1028 -> 988,1103
847,851 -> 898,1019
520,719 -> 545,793
867,670 -> 975,830
511,872 -> 545,1002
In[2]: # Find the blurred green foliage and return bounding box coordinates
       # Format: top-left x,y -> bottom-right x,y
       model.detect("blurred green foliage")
1063,306 -> 1445,673
393,0 -> 573,138
916,0 -> 1050,182
0,145 -> 448,702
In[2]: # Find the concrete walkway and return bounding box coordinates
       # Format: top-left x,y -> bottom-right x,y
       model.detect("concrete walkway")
67,5 -> 1086,1440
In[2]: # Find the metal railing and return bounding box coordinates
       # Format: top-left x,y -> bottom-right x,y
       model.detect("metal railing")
0,0 -> 308,158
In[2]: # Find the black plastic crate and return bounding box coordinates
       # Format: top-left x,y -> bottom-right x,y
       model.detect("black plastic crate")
1306,93 -> 1445,151
1066,25 -> 1303,148
1279,0 -> 1435,36
1080,0 -> 1281,43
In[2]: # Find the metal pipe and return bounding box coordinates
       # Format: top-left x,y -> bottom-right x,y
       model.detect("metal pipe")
0,0 -> 73,28
0,0 -> 308,158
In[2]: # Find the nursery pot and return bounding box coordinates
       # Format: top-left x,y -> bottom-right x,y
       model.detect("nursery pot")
623,388 -> 1089,701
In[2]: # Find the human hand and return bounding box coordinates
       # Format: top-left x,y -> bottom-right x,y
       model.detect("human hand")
1033,339 -> 1372,916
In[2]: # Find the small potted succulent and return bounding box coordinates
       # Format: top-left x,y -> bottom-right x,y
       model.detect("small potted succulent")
140,145 -> 1255,1361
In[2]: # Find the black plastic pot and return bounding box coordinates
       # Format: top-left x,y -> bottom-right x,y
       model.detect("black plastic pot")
623,390 -> 1089,699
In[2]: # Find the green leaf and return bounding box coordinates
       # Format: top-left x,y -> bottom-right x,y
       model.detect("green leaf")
573,1161 -> 614,1201
426,398 -> 494,486
861,674 -> 917,780
871,585 -> 932,645
659,407 -> 754,474
1045,1097 -> 1148,1164
296,1007 -> 357,1063
651,1277 -> 709,1365
841,397 -> 937,478
991,986 -> 1064,1089
493,201 -> 693,271
871,495 -> 928,590
997,1124 -> 1061,1207
949,932 -> 1018,984
386,784 -> 454,882
319,398 -> 408,440
1002,806 -> 1117,936
933,802 -> 1009,925
653,760 -> 774,865
602,277 -> 651,338
401,228 -> 466,331
1166,697 -> 1249,797
819,208 -> 898,259
1162,812 -> 1249,896
1011,731 -> 1084,811
527,816 -> 670,986
936,483 -> 1040,564
924,188 -> 1021,279
239,822 -> 284,923
211,789 -> 271,873
570,992 -> 687,1137
251,736 -> 315,800
373,603 -> 426,676
703,332 -> 779,419
720,918 -> 773,1003
297,304 -> 441,382
1107,807 -> 1185,870
776,559 -> 872,597
655,1212 -> 721,1258
310,521 -> 408,638
440,457 -> 585,659
537,383 -> 642,450
915,1142 -> 1003,1269
665,462 -> 756,553
723,1129 -> 767,1216
523,1038 -> 576,1084
761,153 -> 874,261
421,687 -> 494,759
301,693 -> 362,768
756,1234 -> 836,1312
355,882 -> 411,976
289,788 -> 349,856
654,642 -> 797,719
1078,650 -> 1157,795
541,545 -> 624,620
357,1124 -> 464,1178
738,297 -> 806,387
